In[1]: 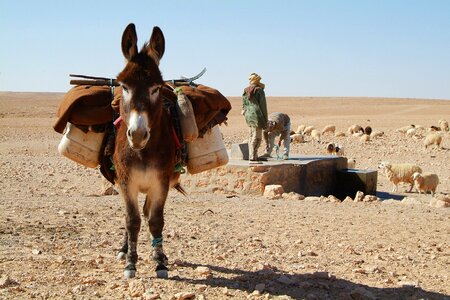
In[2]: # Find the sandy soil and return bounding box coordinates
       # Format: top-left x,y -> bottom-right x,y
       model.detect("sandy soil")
0,92 -> 449,300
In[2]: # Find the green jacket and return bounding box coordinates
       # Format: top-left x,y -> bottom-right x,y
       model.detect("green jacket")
242,86 -> 268,128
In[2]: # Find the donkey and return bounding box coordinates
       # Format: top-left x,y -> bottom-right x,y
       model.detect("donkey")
113,23 -> 182,279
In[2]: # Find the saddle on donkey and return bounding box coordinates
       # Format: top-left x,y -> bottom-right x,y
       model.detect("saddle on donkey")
53,78 -> 232,184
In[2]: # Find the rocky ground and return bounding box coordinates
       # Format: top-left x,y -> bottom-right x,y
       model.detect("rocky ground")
0,92 -> 449,299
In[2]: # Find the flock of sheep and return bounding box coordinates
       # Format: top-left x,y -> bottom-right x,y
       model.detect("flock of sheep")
288,119 -> 448,196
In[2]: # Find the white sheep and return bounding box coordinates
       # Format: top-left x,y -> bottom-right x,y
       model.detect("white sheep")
353,131 -> 364,138
412,172 -> 439,195
335,131 -> 346,137
290,133 -> 304,144
347,158 -> 356,169
396,124 -> 415,134
378,162 -> 422,192
439,119 -> 449,132
406,128 -> 416,137
321,125 -> 336,135
310,129 -> 321,142
424,133 -> 442,149
348,124 -> 363,134
360,134 -> 370,143
303,125 -> 315,135
370,130 -> 384,139
295,125 -> 306,134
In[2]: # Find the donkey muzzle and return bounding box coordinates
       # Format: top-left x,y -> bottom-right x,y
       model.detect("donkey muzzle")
127,111 -> 150,150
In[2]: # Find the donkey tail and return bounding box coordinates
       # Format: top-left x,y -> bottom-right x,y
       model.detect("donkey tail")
173,183 -> 187,196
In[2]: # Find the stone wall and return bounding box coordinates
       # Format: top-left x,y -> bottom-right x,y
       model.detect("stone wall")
181,156 -> 347,196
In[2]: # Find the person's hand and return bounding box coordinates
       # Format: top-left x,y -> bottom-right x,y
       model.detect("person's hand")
241,110 -> 245,115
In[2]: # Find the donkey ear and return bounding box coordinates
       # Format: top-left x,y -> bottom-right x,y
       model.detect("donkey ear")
148,26 -> 165,64
121,23 -> 138,61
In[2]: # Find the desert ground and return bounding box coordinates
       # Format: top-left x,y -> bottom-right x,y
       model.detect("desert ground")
0,91 -> 449,300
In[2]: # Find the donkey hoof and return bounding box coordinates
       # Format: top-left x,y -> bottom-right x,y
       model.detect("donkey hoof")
155,264 -> 168,279
124,269 -> 136,279
124,264 -> 136,279
116,251 -> 126,260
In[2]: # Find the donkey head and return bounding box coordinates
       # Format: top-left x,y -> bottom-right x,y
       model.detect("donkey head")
117,23 -> 165,150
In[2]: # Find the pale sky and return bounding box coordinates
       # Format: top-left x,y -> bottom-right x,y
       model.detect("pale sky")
1,0 -> 450,99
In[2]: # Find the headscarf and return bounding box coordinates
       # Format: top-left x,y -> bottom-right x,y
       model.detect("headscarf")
248,73 -> 265,89
245,73 -> 265,99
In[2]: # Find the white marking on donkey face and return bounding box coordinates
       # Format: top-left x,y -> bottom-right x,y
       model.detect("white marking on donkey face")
127,110 -> 150,150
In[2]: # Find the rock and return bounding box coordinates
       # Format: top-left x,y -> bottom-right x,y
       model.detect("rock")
72,284 -> 86,294
222,287 -> 233,296
32,249 -> 42,255
352,268 -> 367,274
0,275 -> 18,288
354,191 -> 364,202
434,194 -> 450,203
282,192 -> 305,201
304,196 -> 321,201
129,279 -> 146,297
327,195 -> 341,203
363,195 -> 379,202
397,280 -> 419,287
401,197 -> 420,205
100,186 -> 119,196
195,266 -> 212,276
430,194 -> 450,208
264,185 -> 284,199
173,292 -> 195,300
143,291 -> 161,300
342,196 -> 353,203
196,284 -> 208,292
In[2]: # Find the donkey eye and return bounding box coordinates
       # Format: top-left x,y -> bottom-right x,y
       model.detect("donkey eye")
149,85 -> 160,96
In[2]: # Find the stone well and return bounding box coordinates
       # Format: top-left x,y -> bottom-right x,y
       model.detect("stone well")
181,154 -> 349,196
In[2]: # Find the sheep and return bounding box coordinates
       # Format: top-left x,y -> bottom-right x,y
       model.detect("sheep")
347,158 -> 356,169
364,126 -> 372,135
396,124 -> 415,134
335,131 -> 346,137
295,125 -> 306,134
326,143 -> 345,156
439,119 -> 449,132
290,133 -> 304,144
424,133 -> 442,149
429,125 -> 440,132
406,128 -> 416,137
378,161 -> 422,192
370,130 -> 384,139
326,143 -> 334,154
412,172 -> 439,195
353,131 -> 364,138
348,124 -> 363,134
360,134 -> 370,143
321,125 -> 336,135
303,125 -> 315,135
310,129 -> 321,142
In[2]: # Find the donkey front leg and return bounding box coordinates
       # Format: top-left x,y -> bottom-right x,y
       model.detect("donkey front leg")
116,231 -> 128,260
143,187 -> 169,278
122,193 -> 141,279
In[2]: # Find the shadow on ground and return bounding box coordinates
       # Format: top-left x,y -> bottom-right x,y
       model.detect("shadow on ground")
169,261 -> 449,300
376,191 -> 404,200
